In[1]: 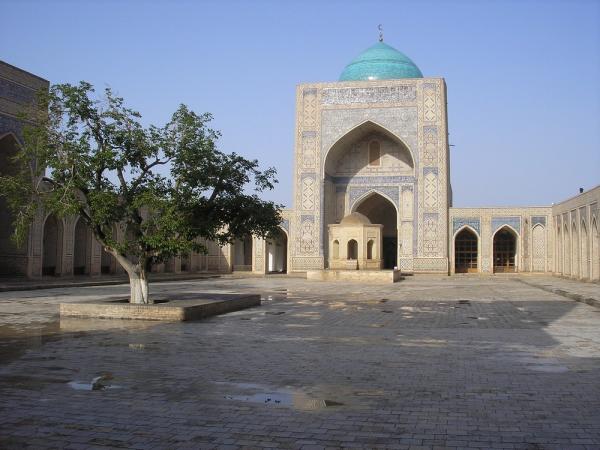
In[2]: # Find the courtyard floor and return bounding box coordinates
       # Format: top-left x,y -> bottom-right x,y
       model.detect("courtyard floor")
0,275 -> 599,449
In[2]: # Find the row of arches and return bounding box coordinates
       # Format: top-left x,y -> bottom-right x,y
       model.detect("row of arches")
332,239 -> 376,260
40,214 -> 228,277
555,217 -> 599,281
454,226 -> 519,274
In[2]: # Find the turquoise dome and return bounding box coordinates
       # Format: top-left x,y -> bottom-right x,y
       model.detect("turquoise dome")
339,42 -> 423,81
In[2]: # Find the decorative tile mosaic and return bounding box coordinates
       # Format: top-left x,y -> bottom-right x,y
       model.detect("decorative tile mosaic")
491,216 -> 521,234
452,218 -> 481,235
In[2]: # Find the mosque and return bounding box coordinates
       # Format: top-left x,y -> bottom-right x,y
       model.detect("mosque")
0,40 -> 598,281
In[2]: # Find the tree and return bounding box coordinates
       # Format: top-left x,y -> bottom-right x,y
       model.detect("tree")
0,82 -> 282,303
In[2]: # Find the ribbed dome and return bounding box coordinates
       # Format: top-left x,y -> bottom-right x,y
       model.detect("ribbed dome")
339,42 -> 423,81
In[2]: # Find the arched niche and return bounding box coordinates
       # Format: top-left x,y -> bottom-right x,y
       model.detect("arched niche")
42,214 -> 63,276
581,221 -> 589,279
531,224 -> 546,272
572,221 -> 579,278
73,218 -> 92,275
563,223 -> 571,275
323,120 -> 414,178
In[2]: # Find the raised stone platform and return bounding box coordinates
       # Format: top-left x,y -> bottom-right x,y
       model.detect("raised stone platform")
306,269 -> 403,283
60,293 -> 260,321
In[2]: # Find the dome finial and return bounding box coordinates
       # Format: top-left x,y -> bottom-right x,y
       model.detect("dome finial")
378,24 -> 384,42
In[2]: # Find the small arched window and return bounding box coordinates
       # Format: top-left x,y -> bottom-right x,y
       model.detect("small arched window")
368,140 -> 381,166
332,240 -> 339,259
347,239 -> 358,260
367,240 -> 374,260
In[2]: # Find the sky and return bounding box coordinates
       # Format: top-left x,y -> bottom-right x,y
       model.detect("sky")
2,0 -> 599,208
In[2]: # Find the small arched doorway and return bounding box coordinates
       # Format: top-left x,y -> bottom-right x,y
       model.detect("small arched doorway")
73,218 -> 91,275
454,227 -> 478,273
493,227 -> 517,273
266,228 -> 287,273
42,214 -> 63,276
347,239 -> 358,260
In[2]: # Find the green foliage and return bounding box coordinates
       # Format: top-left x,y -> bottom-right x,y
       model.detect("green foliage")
0,82 -> 282,271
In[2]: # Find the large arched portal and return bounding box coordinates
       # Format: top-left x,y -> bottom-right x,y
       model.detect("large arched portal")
322,121 -> 414,270
266,228 -> 287,273
354,193 -> 398,269
454,227 -> 478,273
42,215 -> 63,276
493,227 -> 517,273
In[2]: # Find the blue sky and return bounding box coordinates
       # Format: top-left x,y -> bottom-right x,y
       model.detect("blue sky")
2,0 -> 599,208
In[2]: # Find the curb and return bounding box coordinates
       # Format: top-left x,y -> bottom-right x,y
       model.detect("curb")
517,279 -> 600,309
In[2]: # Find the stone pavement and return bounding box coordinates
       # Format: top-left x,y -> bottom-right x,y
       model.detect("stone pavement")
0,276 -> 599,449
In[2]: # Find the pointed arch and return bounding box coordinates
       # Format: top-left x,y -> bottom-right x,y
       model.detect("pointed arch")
454,225 -> 479,273
572,220 -> 579,278
73,216 -> 92,275
323,120 -> 415,177
42,214 -> 64,276
581,219 -> 589,279
493,225 -> 518,273
556,222 -> 562,274
563,222 -> 571,275
591,217 -> 599,281
350,189 -> 399,216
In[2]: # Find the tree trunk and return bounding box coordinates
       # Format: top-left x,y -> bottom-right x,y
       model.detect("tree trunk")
128,269 -> 150,304
106,249 -> 151,304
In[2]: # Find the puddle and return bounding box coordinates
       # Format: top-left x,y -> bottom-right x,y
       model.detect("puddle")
128,343 -> 146,351
265,311 -> 286,316
67,374 -> 120,391
218,382 -> 343,410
